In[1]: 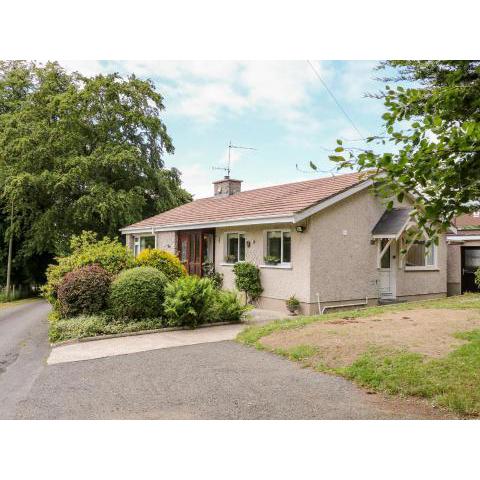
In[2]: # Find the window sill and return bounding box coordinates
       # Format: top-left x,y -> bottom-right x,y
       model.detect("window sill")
259,264 -> 292,270
219,262 -> 244,267
404,266 -> 439,272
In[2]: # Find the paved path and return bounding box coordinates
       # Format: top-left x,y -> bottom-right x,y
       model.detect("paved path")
0,299 -> 51,418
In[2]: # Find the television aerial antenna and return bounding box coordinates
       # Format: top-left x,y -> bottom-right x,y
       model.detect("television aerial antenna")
212,141 -> 257,178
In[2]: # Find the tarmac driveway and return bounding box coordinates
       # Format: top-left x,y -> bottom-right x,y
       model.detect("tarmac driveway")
16,340 -> 445,420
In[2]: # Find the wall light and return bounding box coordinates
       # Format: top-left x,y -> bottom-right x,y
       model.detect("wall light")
295,225 -> 306,233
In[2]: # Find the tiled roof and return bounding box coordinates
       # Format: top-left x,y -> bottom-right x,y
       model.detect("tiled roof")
123,171 -> 369,231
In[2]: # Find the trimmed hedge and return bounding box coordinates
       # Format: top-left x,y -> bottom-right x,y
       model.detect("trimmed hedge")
109,267 -> 168,320
135,248 -> 186,281
233,261 -> 263,303
57,264 -> 111,317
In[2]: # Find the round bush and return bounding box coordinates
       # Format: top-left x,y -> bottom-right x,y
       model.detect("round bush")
109,267 -> 168,320
135,248 -> 186,281
57,264 -> 111,318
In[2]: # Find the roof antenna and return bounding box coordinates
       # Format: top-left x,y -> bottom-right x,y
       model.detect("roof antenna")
212,141 -> 257,178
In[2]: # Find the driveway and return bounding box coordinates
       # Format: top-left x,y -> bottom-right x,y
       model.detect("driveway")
1,300 -> 450,419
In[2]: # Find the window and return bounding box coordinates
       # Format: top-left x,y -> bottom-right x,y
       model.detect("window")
473,211 -> 480,218
225,233 -> 245,263
379,239 -> 391,269
266,230 -> 291,264
134,235 -> 155,257
405,240 -> 436,268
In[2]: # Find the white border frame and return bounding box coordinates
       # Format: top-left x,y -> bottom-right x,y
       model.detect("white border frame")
223,231 -> 246,264
262,229 -> 292,267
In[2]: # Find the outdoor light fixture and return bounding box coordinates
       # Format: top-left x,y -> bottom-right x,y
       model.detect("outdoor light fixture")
295,226 -> 305,233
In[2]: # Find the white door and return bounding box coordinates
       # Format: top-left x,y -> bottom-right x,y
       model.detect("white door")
379,240 -> 396,299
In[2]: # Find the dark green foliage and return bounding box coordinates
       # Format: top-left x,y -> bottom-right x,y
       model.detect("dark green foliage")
109,267 -> 168,320
163,276 -> 216,328
0,61 -> 191,287
43,231 -> 134,304
327,60 -> 480,243
233,262 -> 263,303
210,290 -> 247,323
57,264 -> 111,317
202,260 -> 224,289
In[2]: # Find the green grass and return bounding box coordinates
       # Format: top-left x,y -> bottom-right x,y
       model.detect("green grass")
237,293 -> 480,348
48,311 -> 167,343
340,330 -> 480,416
236,293 -> 480,416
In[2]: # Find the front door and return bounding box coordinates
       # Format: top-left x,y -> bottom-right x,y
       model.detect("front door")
461,247 -> 480,293
177,230 -> 215,276
379,239 -> 396,299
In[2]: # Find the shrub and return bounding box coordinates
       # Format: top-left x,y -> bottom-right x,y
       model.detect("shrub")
43,231 -> 134,305
286,295 -> 300,313
210,290 -> 247,323
202,260 -> 223,289
57,265 -> 111,317
233,262 -> 263,304
109,267 -> 168,320
135,248 -> 186,281
163,276 -> 216,328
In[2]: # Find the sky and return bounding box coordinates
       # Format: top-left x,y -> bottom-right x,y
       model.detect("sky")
62,61 -> 388,199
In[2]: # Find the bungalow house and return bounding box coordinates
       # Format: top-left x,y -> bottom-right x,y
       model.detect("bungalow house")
121,171 -> 447,314
447,213 -> 480,295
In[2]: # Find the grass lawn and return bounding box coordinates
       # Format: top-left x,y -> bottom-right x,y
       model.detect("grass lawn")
237,294 -> 480,416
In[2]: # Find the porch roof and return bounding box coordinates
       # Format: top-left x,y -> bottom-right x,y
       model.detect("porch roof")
371,208 -> 412,239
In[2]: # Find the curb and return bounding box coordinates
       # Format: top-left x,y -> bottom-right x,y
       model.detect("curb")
51,320 -> 245,348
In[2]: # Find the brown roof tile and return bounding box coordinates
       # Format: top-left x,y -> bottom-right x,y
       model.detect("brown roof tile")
123,171 -> 369,230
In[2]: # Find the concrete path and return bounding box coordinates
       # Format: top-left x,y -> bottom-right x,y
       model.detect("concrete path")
0,299 -> 51,418
48,323 -> 246,364
48,307 -> 285,365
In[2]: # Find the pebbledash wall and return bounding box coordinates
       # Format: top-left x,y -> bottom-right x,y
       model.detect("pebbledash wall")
125,189 -> 447,315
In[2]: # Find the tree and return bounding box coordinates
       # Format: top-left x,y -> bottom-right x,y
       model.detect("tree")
0,61 -> 191,286
329,61 -> 480,244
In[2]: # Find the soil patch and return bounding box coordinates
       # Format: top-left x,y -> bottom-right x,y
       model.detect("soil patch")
261,308 -> 480,368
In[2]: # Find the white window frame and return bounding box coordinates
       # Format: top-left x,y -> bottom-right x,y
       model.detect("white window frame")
223,231 -> 246,264
403,238 -> 438,271
133,234 -> 156,257
263,229 -> 292,267
473,211 -> 480,218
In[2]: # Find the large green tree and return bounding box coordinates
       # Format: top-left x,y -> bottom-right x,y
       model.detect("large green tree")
331,60 -> 480,243
0,61 -> 191,285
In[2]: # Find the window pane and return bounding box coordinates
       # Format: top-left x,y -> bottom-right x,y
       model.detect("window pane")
227,233 -> 239,262
406,241 -> 426,267
239,234 -> 245,261
425,245 -> 435,266
267,231 -> 282,260
140,236 -> 155,250
180,239 -> 187,262
465,249 -> 480,268
283,232 -> 291,263
380,239 -> 390,268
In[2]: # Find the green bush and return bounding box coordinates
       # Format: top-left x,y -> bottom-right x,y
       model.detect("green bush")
48,311 -> 166,343
202,260 -> 223,289
210,290 -> 247,323
135,248 -> 186,281
57,264 -> 111,317
43,231 -> 134,305
233,262 -> 263,304
109,267 -> 168,320
163,276 -> 216,328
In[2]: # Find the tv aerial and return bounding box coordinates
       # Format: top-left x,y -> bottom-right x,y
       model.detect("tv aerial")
212,141 -> 257,178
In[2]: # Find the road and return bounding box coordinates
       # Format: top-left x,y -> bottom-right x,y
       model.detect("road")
0,300 -> 51,418
0,300 -> 450,419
